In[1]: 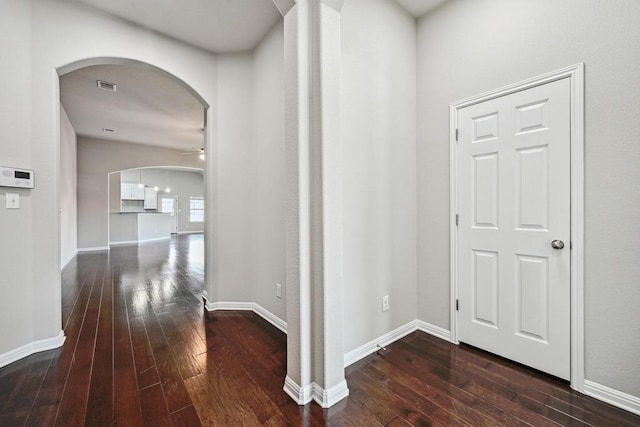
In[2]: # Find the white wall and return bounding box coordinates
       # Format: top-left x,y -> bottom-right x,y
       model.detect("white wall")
214,21 -> 288,321
137,213 -> 172,242
78,138 -> 203,249
215,52 -> 254,304
341,0 -> 417,353
0,0 -> 36,359
109,213 -> 138,243
249,21 -> 287,320
0,0 -> 218,359
417,0 -> 640,398
59,104 -> 77,268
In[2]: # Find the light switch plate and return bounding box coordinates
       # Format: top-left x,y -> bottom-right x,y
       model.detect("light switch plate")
6,193 -> 19,209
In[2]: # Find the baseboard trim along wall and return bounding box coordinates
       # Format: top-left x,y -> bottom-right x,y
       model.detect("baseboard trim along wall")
61,250 -> 77,270
77,246 -> 110,252
344,319 -> 452,368
177,230 -> 204,235
109,236 -> 171,247
344,320 -> 418,368
312,379 -> 350,408
283,376 -> 313,405
282,376 -> 349,408
0,331 -> 66,369
415,319 -> 453,342
109,240 -> 139,246
584,380 -> 640,416
204,300 -> 287,334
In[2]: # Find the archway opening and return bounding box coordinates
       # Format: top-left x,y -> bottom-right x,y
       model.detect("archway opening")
57,58 -> 212,330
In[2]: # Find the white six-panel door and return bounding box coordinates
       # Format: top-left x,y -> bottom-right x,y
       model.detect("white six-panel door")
456,78 -> 571,380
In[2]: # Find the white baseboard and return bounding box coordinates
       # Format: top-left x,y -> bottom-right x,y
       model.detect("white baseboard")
205,301 -> 287,334
343,319 -> 452,368
283,376 -> 313,405
61,249 -> 77,270
583,380 -> 640,416
415,319 -> 453,342
253,304 -> 288,333
282,377 -> 349,408
109,240 -> 138,246
77,246 -> 110,252
312,379 -> 349,408
139,236 -> 171,243
109,236 -> 171,247
344,320 -> 418,368
177,230 -> 203,235
0,331 -> 66,368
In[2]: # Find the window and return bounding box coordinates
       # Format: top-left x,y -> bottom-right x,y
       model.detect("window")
190,197 -> 204,223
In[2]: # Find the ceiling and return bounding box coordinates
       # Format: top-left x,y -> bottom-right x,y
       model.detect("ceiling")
394,0 -> 448,17
60,64 -> 205,152
58,0 -> 448,153
62,0 -> 447,54
63,0 -> 282,53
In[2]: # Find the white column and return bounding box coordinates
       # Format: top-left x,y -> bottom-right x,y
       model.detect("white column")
279,0 -> 348,408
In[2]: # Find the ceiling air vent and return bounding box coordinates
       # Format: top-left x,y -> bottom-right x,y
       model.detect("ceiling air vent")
96,80 -> 116,92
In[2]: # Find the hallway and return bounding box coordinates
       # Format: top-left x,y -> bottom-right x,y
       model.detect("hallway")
0,235 -> 638,425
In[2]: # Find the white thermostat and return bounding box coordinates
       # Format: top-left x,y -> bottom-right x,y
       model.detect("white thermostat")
0,166 -> 35,189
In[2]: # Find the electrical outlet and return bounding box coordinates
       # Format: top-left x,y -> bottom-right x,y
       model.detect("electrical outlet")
382,295 -> 389,312
276,283 -> 282,298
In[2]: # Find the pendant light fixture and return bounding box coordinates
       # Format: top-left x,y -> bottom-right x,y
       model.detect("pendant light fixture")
138,170 -> 144,188
165,169 -> 171,193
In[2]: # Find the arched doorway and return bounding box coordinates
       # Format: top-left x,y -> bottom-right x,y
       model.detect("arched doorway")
57,57 -> 215,330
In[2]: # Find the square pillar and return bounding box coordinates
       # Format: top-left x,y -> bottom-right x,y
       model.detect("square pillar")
279,0 -> 348,408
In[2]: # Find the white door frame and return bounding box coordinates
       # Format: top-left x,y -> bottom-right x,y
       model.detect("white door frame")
160,195 -> 179,233
449,64 -> 585,391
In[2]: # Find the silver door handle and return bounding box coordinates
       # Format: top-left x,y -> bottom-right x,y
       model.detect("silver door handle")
551,240 -> 565,250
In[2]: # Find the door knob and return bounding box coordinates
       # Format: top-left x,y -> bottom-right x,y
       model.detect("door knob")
551,240 -> 565,250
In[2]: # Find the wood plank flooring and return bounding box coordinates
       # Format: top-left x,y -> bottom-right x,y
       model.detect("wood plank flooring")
0,234 -> 638,426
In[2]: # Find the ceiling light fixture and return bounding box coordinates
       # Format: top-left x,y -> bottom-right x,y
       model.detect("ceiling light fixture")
199,153 -> 205,161
103,128 -> 115,133
138,170 -> 144,188
153,186 -> 159,192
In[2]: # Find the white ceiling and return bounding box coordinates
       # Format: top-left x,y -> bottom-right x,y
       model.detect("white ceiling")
60,64 -> 205,152
64,0 -> 282,53
394,0 -> 448,17
58,0 -> 447,153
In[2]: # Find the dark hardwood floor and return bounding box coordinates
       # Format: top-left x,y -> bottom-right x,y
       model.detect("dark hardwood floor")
0,234 -> 638,426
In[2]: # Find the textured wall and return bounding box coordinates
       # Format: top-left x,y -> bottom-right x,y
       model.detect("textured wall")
214,20 -> 287,321
341,0 -> 417,353
417,0 -> 640,397
249,21 -> 287,320
215,52 -> 254,304
59,105 -> 77,268
0,0 -> 35,358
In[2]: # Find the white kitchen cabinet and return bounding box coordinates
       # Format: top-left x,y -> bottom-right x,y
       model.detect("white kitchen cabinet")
143,187 -> 157,209
121,182 -> 145,200
133,185 -> 145,200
